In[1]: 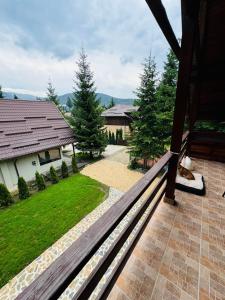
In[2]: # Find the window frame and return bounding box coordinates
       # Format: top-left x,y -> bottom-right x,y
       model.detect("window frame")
38,148 -> 61,166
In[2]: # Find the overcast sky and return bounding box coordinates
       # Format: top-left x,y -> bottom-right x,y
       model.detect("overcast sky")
0,0 -> 181,98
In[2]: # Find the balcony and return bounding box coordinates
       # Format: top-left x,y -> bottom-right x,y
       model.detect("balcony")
107,158 -> 225,300
9,138 -> 225,300
4,0 -> 225,299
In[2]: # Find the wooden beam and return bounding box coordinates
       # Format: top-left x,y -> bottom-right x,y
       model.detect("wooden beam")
164,0 -> 200,204
145,0 -> 181,59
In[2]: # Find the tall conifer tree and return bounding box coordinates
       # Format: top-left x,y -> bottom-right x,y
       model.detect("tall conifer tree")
129,55 -> 164,169
156,49 -> 178,146
46,81 -> 59,106
70,49 -> 106,157
0,86 -> 4,98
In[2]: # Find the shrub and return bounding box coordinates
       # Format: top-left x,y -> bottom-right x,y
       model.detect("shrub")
129,159 -> 138,170
111,132 -> 116,144
61,161 -> 69,178
108,131 -> 112,144
35,171 -> 46,191
72,156 -> 79,173
0,183 -> 13,207
49,166 -> 59,184
18,177 -> 30,200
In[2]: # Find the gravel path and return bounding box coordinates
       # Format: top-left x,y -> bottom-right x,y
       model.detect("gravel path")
81,147 -> 143,192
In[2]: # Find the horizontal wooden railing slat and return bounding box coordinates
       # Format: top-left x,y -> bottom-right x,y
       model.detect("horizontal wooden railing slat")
16,151 -> 172,300
97,186 -> 167,300
73,172 -> 167,300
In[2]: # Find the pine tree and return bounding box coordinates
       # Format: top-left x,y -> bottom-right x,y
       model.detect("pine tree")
49,166 -> 59,184
46,81 -> 59,106
18,177 -> 30,200
61,161 -> 69,178
111,132 -> 116,145
0,183 -> 13,207
66,97 -> 73,110
156,49 -> 178,146
0,86 -> 4,98
72,155 -> 79,173
70,49 -> 107,158
108,97 -> 115,108
129,55 -> 164,169
108,131 -> 112,144
35,172 -> 46,191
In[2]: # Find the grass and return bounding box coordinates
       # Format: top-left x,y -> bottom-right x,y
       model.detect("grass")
0,174 -> 108,288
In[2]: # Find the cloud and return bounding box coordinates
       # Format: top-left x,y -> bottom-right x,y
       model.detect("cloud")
0,0 -> 181,98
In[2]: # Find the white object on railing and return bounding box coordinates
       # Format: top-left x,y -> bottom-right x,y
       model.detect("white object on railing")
181,156 -> 192,170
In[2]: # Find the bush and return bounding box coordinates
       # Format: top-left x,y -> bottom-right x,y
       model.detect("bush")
35,171 -> 46,191
72,155 -> 79,173
129,159 -> 138,170
0,183 -> 13,207
18,177 -> 30,200
49,166 -> 59,184
108,131 -> 112,144
61,161 -> 69,178
111,132 -> 116,144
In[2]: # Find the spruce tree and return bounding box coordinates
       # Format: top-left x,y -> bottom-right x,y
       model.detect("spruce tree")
0,183 -> 13,207
46,81 -> 59,106
61,161 -> 69,178
35,172 -> 46,191
72,155 -> 79,173
129,55 -> 164,169
66,97 -> 73,110
18,177 -> 30,200
49,166 -> 59,184
0,86 -> 4,98
156,49 -> 178,146
108,131 -> 112,144
70,49 -> 107,158
108,97 -> 115,108
111,132 -> 116,145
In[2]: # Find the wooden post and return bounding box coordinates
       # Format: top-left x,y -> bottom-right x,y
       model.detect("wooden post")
145,0 -> 181,59
164,0 -> 200,205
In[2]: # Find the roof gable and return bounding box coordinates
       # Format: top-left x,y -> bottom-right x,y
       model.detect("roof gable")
0,100 -> 75,160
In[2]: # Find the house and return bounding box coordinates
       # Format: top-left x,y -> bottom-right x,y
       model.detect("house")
101,104 -> 138,136
0,100 -> 75,191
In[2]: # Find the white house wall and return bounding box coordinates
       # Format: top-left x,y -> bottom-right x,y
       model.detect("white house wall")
0,147 -> 70,192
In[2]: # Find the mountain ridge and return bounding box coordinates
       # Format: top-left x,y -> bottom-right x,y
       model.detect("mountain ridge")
2,91 -> 135,107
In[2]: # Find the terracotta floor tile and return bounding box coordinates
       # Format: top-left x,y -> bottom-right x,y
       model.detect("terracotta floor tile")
107,159 -> 225,300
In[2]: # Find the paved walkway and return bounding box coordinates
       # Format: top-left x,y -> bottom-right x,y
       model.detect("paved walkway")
81,146 -> 143,192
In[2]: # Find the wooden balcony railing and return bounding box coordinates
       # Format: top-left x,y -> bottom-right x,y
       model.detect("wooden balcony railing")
16,132 -> 189,300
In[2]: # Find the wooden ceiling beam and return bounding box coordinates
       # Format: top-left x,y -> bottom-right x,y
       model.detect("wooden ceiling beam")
145,0 -> 181,60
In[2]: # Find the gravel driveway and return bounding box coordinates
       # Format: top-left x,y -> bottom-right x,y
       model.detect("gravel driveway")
81,146 -> 143,192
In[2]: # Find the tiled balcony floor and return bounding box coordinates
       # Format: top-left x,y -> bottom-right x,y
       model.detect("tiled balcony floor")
108,159 -> 225,300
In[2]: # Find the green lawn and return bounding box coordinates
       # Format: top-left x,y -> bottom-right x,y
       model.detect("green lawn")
0,174 -> 108,288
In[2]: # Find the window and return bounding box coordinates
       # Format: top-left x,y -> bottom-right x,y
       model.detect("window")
38,148 -> 61,165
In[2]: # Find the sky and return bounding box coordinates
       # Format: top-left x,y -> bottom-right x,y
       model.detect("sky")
0,0 -> 181,98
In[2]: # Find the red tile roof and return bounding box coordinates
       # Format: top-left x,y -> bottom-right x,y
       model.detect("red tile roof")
0,100 -> 75,161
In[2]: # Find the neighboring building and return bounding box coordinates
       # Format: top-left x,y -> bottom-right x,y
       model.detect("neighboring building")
0,100 -> 75,191
101,104 -> 138,136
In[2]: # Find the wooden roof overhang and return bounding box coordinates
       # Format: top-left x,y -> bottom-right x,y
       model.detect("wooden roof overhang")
146,0 -> 225,202
146,0 -> 225,123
